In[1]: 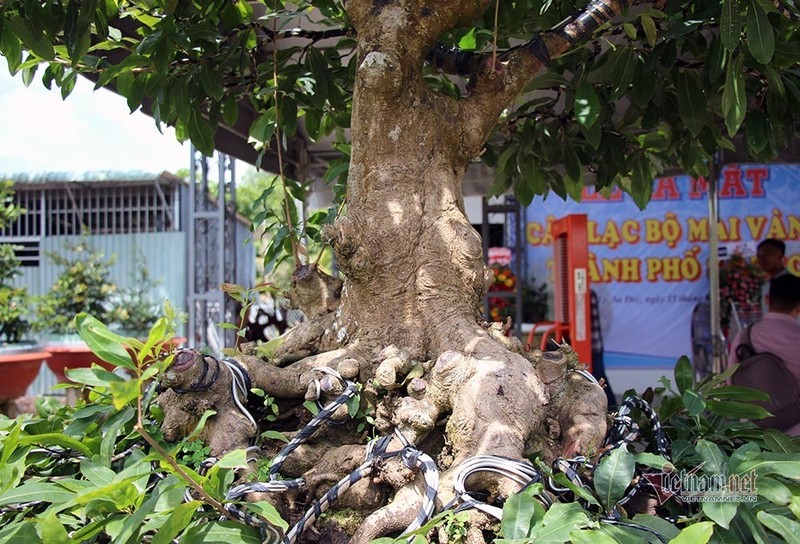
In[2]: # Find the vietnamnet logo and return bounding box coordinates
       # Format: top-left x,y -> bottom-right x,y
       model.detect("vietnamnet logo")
641,462 -> 758,504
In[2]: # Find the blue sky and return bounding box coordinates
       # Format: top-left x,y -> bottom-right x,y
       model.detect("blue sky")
0,62 -> 189,175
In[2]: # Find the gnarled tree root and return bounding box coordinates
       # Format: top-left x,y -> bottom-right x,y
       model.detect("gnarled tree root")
155,325 -> 607,542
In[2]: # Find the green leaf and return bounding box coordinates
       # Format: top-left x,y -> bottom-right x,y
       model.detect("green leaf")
260,430 -> 289,443
217,449 -> 248,469
641,14 -> 657,47
735,504 -> 771,543
706,36 -> 727,84
754,475 -> 792,505
622,22 -> 637,39
222,93 -> 239,127
151,501 -> 202,544
75,313 -> 135,370
676,71 -> 706,136
488,170 -> 513,199
564,148 -> 583,186
745,110 -> 770,154
242,501 -> 288,530
669,521 -> 714,543
608,47 -> 638,99
0,520 -> 39,543
101,407 -> 135,465
682,389 -> 706,416
632,60 -> 657,107
635,452 -> 673,471
187,110 -> 214,156
0,481 -> 74,507
346,394 -> 360,418
632,514 -> 681,540
116,487 -> 162,544
501,491 -> 544,538
181,521 -> 261,543
702,501 -> 737,530
707,385 -> 769,402
722,55 -> 746,137
248,108 -> 277,149
705,399 -> 771,420
720,0 -> 743,51
580,118 -> 602,150
729,442 -> 761,468
575,80 -> 601,128
734,454 -> 800,479
596,523 -> 646,543
695,440 -> 726,474
762,429 -> 799,453
109,379 -> 142,410
570,529 -> 617,544
594,447 -> 635,512
36,510 -> 71,544
698,364 -> 739,394
0,419 -> 22,467
755,512 -> 800,544
5,18 -> 55,61
81,460 -> 116,486
458,28 -> 476,50
199,65 -> 224,100
529,502 -> 592,541
674,355 -> 694,394
630,156 -> 654,210
548,473 -> 599,505
746,0 -> 774,64
18,433 -> 92,457
65,366 -> 125,388
0,25 -> 23,73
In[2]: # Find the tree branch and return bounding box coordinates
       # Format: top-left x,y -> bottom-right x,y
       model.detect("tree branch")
459,0 -> 656,152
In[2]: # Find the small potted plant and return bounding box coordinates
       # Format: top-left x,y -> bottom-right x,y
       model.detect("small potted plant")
114,253 -> 163,338
0,182 -> 52,413
33,236 -> 122,381
114,254 -> 186,353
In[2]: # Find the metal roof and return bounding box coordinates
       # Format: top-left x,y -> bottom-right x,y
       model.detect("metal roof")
2,170 -> 186,186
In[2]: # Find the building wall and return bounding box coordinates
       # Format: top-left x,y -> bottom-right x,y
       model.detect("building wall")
16,232 -> 189,325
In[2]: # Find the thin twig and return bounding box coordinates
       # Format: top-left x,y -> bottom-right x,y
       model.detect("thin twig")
491,0 -> 501,72
134,423 -> 235,520
271,20 -> 301,267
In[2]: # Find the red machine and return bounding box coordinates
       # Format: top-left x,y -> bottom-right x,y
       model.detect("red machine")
530,214 -> 592,371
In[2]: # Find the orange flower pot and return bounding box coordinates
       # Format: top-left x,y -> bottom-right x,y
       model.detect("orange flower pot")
44,344 -> 112,383
0,348 -> 51,401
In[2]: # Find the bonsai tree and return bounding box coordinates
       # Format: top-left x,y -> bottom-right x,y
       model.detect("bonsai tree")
34,237 -> 121,336
0,182 -> 30,344
1,0 -> 799,542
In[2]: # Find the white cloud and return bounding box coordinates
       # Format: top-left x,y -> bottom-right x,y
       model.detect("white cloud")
0,67 -> 189,175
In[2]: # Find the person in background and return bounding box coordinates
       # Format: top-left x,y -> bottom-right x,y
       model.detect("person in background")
757,238 -> 790,315
729,273 -> 800,367
757,238 -> 788,279
727,274 -> 800,434
590,290 -> 617,409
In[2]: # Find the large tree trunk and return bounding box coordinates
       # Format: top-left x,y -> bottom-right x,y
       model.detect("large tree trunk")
157,1 -> 615,541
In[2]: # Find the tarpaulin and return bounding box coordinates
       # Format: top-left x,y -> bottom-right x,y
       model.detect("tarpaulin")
525,163 -> 800,361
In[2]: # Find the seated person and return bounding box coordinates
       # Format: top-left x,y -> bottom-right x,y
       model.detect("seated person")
728,274 -> 800,434
756,238 -> 790,315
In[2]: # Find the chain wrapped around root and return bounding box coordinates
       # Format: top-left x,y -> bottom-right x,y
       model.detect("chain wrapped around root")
154,322 -> 608,543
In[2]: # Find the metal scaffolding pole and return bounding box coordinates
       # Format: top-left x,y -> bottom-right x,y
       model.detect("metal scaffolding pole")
186,146 -> 237,353
708,154 -> 724,374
